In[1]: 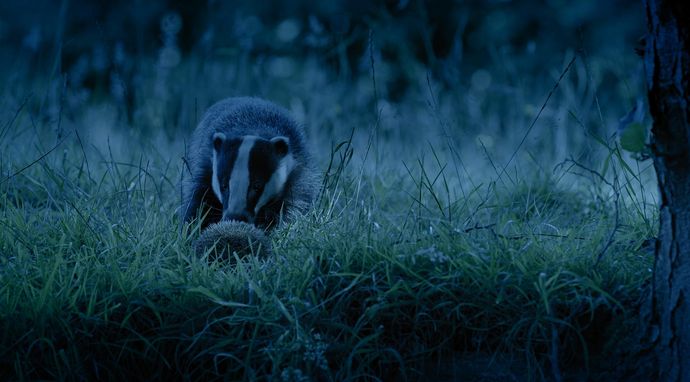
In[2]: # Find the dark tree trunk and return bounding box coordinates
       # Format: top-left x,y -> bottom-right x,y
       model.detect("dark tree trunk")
643,1 -> 690,381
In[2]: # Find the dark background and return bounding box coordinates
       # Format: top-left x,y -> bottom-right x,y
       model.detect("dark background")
0,0 -> 645,162
0,3 -> 656,380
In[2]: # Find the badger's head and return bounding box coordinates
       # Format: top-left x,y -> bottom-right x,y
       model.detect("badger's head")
211,133 -> 295,225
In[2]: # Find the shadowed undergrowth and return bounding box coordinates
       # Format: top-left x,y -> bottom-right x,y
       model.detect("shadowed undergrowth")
0,15 -> 655,376
0,126 -> 654,380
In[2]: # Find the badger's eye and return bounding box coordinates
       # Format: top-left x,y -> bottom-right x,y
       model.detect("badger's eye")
221,183 -> 228,192
251,182 -> 262,192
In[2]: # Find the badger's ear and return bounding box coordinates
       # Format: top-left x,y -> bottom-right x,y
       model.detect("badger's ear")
270,136 -> 290,158
212,133 -> 226,152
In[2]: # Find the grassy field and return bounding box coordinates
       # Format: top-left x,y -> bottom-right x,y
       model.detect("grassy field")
0,40 -> 657,380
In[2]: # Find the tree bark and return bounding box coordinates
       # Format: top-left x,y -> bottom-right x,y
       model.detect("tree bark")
643,1 -> 690,381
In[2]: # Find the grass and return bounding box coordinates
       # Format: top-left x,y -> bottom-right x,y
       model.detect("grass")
0,42 -> 656,380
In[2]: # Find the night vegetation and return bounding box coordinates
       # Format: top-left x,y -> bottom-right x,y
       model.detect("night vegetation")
0,1 -> 662,380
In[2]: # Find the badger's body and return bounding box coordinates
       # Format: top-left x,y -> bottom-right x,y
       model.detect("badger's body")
181,97 -> 316,230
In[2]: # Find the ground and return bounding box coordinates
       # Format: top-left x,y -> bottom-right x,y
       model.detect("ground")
0,7 -> 657,379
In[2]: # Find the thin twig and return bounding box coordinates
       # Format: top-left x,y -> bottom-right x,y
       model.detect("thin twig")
462,223 -> 497,233
595,168 -> 620,266
368,29 -> 378,105
65,199 -> 99,239
556,155 -> 621,266
497,55 -> 577,183
555,157 -> 614,188
1,132 -> 73,184
0,94 -> 32,145
354,29 -> 382,203
74,128 -> 94,183
392,223 -> 586,245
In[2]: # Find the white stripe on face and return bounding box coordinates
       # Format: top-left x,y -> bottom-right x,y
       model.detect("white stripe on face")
254,153 -> 295,215
212,149 -> 222,203
226,136 -> 258,217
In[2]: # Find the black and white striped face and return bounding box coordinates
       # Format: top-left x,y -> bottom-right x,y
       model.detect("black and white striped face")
211,133 -> 294,225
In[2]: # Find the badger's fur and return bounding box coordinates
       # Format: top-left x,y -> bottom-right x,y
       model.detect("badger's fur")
181,97 -> 316,230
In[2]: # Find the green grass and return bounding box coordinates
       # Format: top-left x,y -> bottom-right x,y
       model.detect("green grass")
0,49 -> 656,380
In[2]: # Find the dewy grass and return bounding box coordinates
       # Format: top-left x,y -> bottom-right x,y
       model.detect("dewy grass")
0,126 -> 653,380
0,48 -> 654,379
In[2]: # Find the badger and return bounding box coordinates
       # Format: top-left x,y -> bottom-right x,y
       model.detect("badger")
181,97 -> 317,230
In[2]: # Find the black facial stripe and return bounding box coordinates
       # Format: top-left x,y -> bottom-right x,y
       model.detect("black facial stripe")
247,140 -> 278,212
215,138 -> 241,201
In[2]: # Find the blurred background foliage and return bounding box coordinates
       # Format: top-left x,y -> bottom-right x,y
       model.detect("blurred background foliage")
0,3 -> 655,379
0,0 -> 644,164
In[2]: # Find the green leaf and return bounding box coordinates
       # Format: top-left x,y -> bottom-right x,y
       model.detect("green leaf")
620,122 -> 647,154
